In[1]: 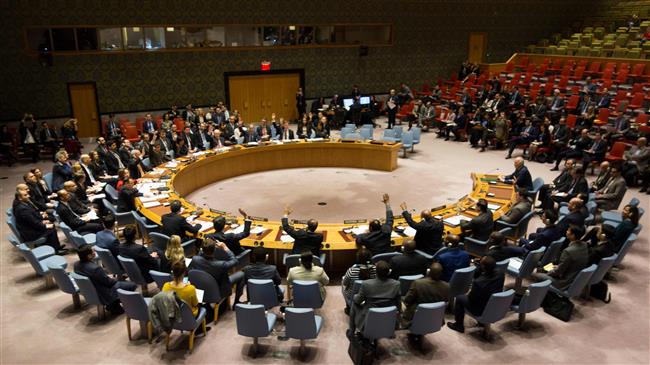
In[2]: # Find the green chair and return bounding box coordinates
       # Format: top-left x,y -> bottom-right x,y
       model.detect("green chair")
583,27 -> 594,34
627,48 -> 641,59
591,39 -> 603,48
556,47 -> 567,55
580,34 -> 593,46
603,41 -> 616,50
577,46 -> 590,56
604,33 -> 617,42
558,40 -> 569,47
545,45 -> 557,54
571,33 -> 582,42
589,48 -> 603,57
615,34 -> 629,47
628,41 -> 641,49
612,47 -> 628,58
594,27 -> 605,39
550,33 -> 562,44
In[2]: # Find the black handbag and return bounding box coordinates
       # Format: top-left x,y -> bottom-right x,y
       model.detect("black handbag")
348,336 -> 374,365
590,281 -> 611,303
542,291 -> 574,322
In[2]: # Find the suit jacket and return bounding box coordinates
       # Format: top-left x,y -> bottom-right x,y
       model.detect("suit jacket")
13,200 -> 48,241
278,128 -> 295,140
27,181 -> 49,211
128,157 -> 152,180
119,242 -> 160,282
142,120 -> 156,134
597,95 -> 611,108
436,247 -> 471,282
499,200 -> 532,224
467,272 -> 505,315
243,262 -> 283,299
553,169 -> 573,191
549,240 -> 589,290
462,211 -> 493,241
104,150 -> 123,175
486,245 -> 521,262
506,165 -> 533,191
52,162 -> 73,191
597,176 -> 627,210
117,186 -> 140,212
206,219 -> 252,255
74,260 -> 118,305
161,212 -> 201,241
96,229 -> 120,258
188,252 -> 238,299
352,278 -> 401,330
56,201 -> 85,230
592,169 -> 611,191
556,211 -> 586,238
148,149 -> 165,167
68,194 -> 90,215
522,225 -> 561,251
389,252 -> 429,279
282,217 -> 323,256
552,124 -> 569,145
106,120 -> 121,138
402,277 -> 449,323
356,206 -> 394,256
39,127 -> 58,143
625,146 -> 650,171
402,211 -> 444,254
157,137 -> 174,160
566,176 -> 589,199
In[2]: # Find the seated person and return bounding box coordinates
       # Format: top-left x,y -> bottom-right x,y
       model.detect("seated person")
117,178 -> 141,212
356,193 -> 394,256
348,260 -> 401,338
12,189 -> 63,252
402,262 -> 449,334
342,248 -> 377,312
435,234 -> 471,282
74,244 -> 137,315
502,157 -> 533,191
389,240 -> 429,279
162,261 -> 209,334
159,235 -> 185,273
538,159 -> 575,211
588,226 -> 617,265
485,231 -> 520,262
514,209 -> 562,255
460,199 -> 493,241
118,226 -> 160,283
556,198 -> 587,239
96,214 -> 120,259
498,188 -> 532,224
281,206 -> 323,256
189,238 -> 243,305
205,208 -> 251,255
533,225 -> 589,290
161,200 -> 201,242
447,256 -> 504,333
56,189 -> 103,234
595,165 -> 627,211
287,251 -> 330,302
243,247 -> 284,302
585,204 -> 638,252
400,201 -> 444,254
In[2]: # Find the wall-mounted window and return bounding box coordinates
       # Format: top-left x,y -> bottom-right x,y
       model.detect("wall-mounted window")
123,27 -> 144,50
99,28 -> 123,51
144,27 -> 165,49
76,28 -> 98,50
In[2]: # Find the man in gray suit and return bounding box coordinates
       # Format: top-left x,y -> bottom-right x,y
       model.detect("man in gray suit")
623,137 -> 650,186
595,165 -> 627,211
402,262 -> 449,332
498,188 -> 532,224
348,261 -> 401,338
534,225 -> 588,290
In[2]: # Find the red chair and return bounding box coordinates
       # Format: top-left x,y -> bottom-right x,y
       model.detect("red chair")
636,113 -> 649,125
135,117 -> 145,133
605,142 -> 629,163
565,95 -> 580,113
639,125 -> 650,137
585,61 -> 601,77
556,76 -> 569,91
549,59 -> 563,72
628,93 -> 645,111
119,118 -> 132,129
566,114 -> 577,129
504,62 -> 515,74
570,66 -> 585,81
594,108 -> 610,126
615,69 -> 629,85
396,102 -> 415,124
629,63 -> 646,78
122,126 -> 141,143
516,56 -> 529,71
173,118 -> 185,131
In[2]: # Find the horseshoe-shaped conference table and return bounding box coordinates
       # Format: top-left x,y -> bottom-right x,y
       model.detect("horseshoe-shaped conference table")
135,139 -> 517,273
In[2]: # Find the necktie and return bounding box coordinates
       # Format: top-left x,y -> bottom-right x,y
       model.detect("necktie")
113,152 -> 124,169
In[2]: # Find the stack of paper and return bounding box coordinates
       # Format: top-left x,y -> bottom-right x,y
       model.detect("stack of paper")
250,226 -> 266,235
443,215 -> 471,226
84,210 -> 99,221
508,258 -> 523,271
351,225 -> 369,235
280,235 -> 295,243
142,201 -> 162,208
402,226 -> 417,237
226,225 -> 246,235
165,161 -> 180,168
487,203 -> 500,211
195,220 -> 213,232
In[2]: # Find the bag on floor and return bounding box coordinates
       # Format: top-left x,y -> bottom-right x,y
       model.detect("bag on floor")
590,281 -> 611,303
348,335 -> 374,365
542,291 -> 574,322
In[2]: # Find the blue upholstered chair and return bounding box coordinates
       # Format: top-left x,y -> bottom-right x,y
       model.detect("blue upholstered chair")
467,289 -> 516,340
117,288 -> 153,342
285,307 -> 323,355
510,279 -> 551,328
235,303 -> 277,355
292,280 -> 323,309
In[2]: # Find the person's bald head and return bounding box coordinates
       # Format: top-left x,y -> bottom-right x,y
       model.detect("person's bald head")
403,240 -> 416,253
63,181 -> 77,192
600,161 -> 610,170
446,234 -> 460,247
568,197 -> 583,211
58,189 -> 70,201
80,154 -> 91,164
638,137 -> 647,147
428,262 -> 443,280
514,156 -> 525,168
307,219 -> 318,232
421,209 -> 432,221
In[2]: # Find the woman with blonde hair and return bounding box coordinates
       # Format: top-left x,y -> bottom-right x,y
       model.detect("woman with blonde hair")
160,235 -> 185,273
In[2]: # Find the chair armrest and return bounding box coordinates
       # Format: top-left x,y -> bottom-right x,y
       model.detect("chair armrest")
495,219 -> 517,228
414,249 -> 433,260
25,236 -> 47,248
463,236 -> 488,245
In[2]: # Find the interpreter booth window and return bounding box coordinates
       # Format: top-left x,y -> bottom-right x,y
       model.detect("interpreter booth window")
99,28 -> 123,51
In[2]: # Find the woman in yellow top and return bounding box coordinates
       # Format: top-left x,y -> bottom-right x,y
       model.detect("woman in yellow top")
162,261 -> 199,316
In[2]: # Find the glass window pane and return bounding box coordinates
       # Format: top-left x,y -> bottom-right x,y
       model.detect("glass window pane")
164,27 -> 183,48
205,26 -> 225,47
123,27 -> 144,50
225,26 -> 261,47
298,26 -> 315,45
262,26 -> 280,46
76,28 -> 98,50
26,28 -> 51,52
181,27 -> 206,47
280,26 -> 297,45
144,27 -> 165,49
345,25 -> 391,45
51,28 -> 76,51
315,26 -> 334,44
99,28 -> 123,51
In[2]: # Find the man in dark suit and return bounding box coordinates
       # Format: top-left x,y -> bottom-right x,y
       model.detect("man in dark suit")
104,140 -> 126,176
533,225 -> 589,290
74,244 -> 137,314
435,234 -> 471,282
127,149 -> 152,180
211,129 -> 226,149
551,165 -> 589,205
348,261 -> 401,336
400,202 -> 444,254
595,165 -> 627,211
484,231 -> 521,262
447,256 -> 505,333
195,123 -> 213,150
401,262 -> 449,332
188,238 -> 244,304
556,198 -> 586,238
56,189 -> 102,234
591,161 -> 611,192
386,89 -> 399,129
156,129 -> 174,161
206,209 -> 251,255
460,199 -> 493,242
389,240 -> 429,279
514,209 -> 562,255
282,206 -> 323,256
52,151 -> 73,191
148,143 -> 165,167
161,200 -> 201,242
278,120 -> 295,140
23,171 -> 54,212
142,114 -> 156,134
118,226 -> 160,283
243,247 -> 284,301
503,157 -> 533,191
582,132 -> 607,166
117,179 -> 140,213
105,114 -> 122,141
596,89 -> 611,108
538,159 -> 575,211
552,128 -> 593,171
180,126 -> 198,154
356,193 -> 394,256
13,190 -> 63,252
39,121 -> 59,151
498,188 -> 532,224
96,215 -> 120,259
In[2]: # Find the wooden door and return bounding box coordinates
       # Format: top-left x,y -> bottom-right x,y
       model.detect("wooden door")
468,32 -> 487,64
68,83 -> 100,138
229,73 -> 300,122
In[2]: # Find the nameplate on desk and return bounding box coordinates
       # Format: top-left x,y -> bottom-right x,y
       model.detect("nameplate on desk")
369,140 -> 385,145
292,219 -> 308,225
344,219 -> 367,224
393,214 -> 403,219
249,216 -> 269,222
340,139 -> 358,143
431,205 -> 446,212
210,209 -> 227,215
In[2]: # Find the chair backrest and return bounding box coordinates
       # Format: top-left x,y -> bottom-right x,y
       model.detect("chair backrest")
58,221 -> 74,242
519,246 -> 546,277
495,259 -> 510,275
478,289 -> 515,323
18,244 -> 46,275
292,280 -> 323,309
7,234 -> 20,247
6,216 -> 23,241
285,307 -> 319,340
398,274 -> 423,296
142,158 -> 151,169
393,126 -> 403,138
247,279 -> 279,309
513,211 -> 535,238
448,266 -> 476,297
539,237 -> 565,266
47,265 -> 78,295
629,197 -> 640,207
589,254 -> 617,285
565,264 -> 597,298
614,233 -> 636,266
172,301 -> 199,332
43,173 -> 54,192
117,288 -> 150,321
516,280 -> 551,314
5,207 -> 13,217
284,254 -> 322,269
70,272 -> 104,305
371,252 -> 402,264
431,247 -> 448,261
117,255 -> 147,285
531,177 -> 545,193
411,127 -> 421,142
149,270 -> 173,289
69,231 -> 93,250
102,198 -> 118,215
94,246 -> 124,276
149,232 -> 170,251
188,269 -> 222,304
382,129 -> 396,139
133,212 -> 153,240
235,303 -> 272,338
409,301 -> 446,335
359,128 -> 372,140
104,184 -> 119,202
401,131 -> 414,146
363,306 -> 397,340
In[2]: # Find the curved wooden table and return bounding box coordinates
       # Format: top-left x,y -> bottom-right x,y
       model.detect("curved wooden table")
136,140 -> 516,273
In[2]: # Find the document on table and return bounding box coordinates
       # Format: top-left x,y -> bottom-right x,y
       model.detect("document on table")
391,231 -> 400,238
443,215 -> 471,226
142,201 -> 162,208
184,258 -> 192,267
280,235 -> 295,243
250,226 -> 266,235
195,220 -> 213,232
402,226 -> 417,237
139,194 -> 168,203
487,203 -> 501,211
88,193 -> 106,201
84,210 -> 99,221
351,225 -> 369,235
508,258 -> 522,272
226,225 -> 246,235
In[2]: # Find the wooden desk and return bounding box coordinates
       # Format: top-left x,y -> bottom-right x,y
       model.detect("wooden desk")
135,141 -> 516,273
